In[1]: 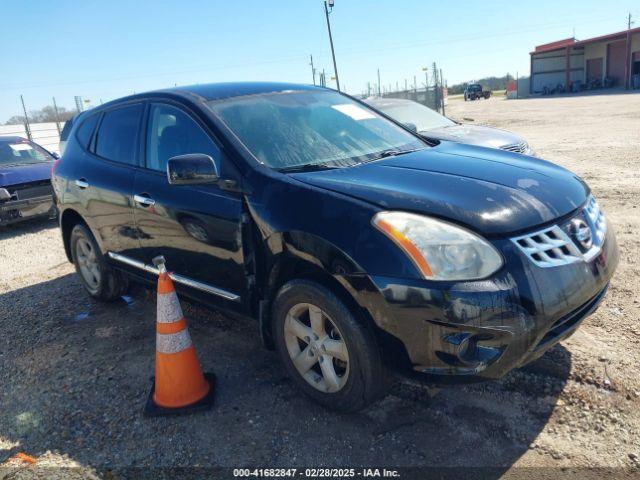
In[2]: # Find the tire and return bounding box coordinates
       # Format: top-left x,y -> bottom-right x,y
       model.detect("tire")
272,279 -> 387,412
70,223 -> 128,301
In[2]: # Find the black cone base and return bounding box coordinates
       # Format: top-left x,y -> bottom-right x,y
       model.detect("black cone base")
143,372 -> 216,417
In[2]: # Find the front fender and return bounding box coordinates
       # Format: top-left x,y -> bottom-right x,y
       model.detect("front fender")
281,230 -> 364,275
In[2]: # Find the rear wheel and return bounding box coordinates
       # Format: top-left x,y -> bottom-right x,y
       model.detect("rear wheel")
70,223 -> 128,301
272,279 -> 387,412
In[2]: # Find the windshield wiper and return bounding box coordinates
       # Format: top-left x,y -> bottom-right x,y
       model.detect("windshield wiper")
278,163 -> 339,173
367,147 -> 425,162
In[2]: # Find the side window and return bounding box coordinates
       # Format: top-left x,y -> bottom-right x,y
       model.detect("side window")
146,104 -> 220,172
94,104 -> 143,165
75,114 -> 99,149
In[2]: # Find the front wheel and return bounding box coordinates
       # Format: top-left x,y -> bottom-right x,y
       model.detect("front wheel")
70,223 -> 128,301
272,279 -> 387,412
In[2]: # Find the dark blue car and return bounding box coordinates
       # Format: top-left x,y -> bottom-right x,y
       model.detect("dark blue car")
0,136 -> 57,226
52,83 -> 618,411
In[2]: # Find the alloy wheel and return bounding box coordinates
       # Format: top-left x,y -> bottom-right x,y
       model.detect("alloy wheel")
76,237 -> 100,291
283,303 -> 349,393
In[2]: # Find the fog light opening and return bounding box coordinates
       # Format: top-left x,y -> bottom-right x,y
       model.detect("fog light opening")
457,335 -> 477,364
443,332 -> 505,369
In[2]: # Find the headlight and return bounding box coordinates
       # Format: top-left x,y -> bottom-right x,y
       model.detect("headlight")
372,211 -> 503,281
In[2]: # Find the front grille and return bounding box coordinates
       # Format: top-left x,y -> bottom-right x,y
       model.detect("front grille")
511,225 -> 582,267
500,142 -> 528,154
584,196 -> 606,245
7,180 -> 52,201
511,195 -> 607,268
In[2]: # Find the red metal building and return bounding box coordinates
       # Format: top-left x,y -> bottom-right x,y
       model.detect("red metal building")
530,27 -> 640,94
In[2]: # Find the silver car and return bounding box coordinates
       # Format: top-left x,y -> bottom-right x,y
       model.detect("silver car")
365,97 -> 534,155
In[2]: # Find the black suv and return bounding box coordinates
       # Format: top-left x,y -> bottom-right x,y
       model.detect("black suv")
53,82 -> 618,411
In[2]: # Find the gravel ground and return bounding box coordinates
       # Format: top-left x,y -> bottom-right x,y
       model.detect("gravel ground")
1,92 -> 639,478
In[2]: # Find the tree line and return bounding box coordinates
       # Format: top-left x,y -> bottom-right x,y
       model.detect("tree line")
5,105 -> 76,126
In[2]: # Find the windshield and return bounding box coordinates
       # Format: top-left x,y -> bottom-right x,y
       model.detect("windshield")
0,139 -> 53,166
207,90 -> 426,170
371,100 -> 455,132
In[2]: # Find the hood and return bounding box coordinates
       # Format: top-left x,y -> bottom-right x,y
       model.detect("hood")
0,162 -> 52,187
290,142 -> 589,236
423,124 -> 525,150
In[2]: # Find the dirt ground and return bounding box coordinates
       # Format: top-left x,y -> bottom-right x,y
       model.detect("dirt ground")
1,92 -> 639,478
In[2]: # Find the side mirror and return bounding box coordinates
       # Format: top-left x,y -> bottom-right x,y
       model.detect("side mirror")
167,154 -> 219,185
403,122 -> 418,133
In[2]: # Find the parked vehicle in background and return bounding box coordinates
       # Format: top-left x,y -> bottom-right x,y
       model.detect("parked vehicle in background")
464,83 -> 491,100
53,82 -> 617,412
0,136 -> 57,226
365,97 -> 534,155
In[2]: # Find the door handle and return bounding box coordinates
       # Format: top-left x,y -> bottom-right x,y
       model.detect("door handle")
75,178 -> 89,189
134,194 -> 156,207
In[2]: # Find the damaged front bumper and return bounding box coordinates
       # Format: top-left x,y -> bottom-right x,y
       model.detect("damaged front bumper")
351,224 -> 619,383
0,195 -> 56,225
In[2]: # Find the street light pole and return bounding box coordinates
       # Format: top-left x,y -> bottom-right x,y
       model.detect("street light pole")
324,0 -> 340,91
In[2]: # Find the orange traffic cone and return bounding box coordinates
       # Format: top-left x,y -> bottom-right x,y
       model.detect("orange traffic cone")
144,256 -> 215,416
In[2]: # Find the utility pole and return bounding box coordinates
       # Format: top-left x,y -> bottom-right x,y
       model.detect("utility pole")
309,54 -> 316,85
440,68 -> 445,115
323,1 -> 340,91
52,97 -> 61,135
404,79 -> 408,91
628,13 -> 634,29
377,69 -> 381,97
422,67 -> 429,90
20,95 -> 32,141
432,62 -> 440,111
413,75 -> 417,91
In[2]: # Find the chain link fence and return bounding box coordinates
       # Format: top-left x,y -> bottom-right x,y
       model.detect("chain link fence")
381,86 -> 448,113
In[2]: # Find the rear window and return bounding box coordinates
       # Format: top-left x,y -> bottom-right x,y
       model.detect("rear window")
75,114 -> 100,149
0,140 -> 53,166
94,104 -> 143,165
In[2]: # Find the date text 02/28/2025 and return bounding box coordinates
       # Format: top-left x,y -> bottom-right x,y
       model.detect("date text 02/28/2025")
232,468 -> 400,478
